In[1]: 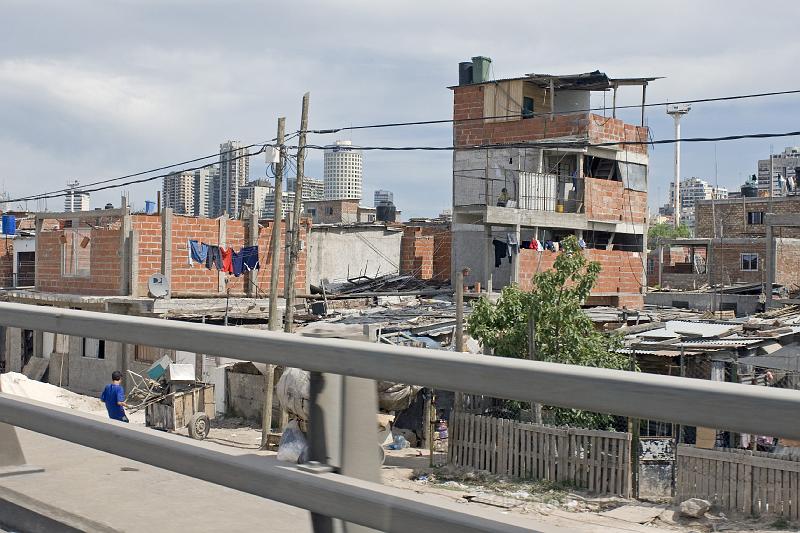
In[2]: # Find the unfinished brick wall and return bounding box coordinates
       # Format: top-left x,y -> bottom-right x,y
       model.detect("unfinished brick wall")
0,240 -> 14,287
400,227 -> 434,280
132,214 -> 307,296
400,224 -> 452,282
452,85 -> 648,154
517,248 -> 644,308
35,227 -> 123,295
695,197 -> 800,239
775,238 -> 800,291
584,178 -> 647,224
305,200 -> 359,224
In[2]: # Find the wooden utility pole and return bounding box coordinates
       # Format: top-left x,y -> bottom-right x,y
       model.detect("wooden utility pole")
268,117 -> 285,332
284,93 -> 310,333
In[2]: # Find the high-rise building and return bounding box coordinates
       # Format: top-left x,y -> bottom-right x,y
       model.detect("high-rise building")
287,176 -> 324,201
193,166 -> 216,218
323,141 -> 362,200
239,179 -> 274,219
669,177 -> 728,211
758,147 -> 800,197
216,141 -> 250,217
374,189 -> 393,206
162,171 -> 195,215
64,181 -> 90,212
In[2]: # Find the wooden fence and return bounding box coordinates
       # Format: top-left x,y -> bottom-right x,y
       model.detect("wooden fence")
677,444 -> 800,518
448,412 -> 631,497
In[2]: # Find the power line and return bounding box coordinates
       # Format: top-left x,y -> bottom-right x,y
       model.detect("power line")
308,88 -> 800,134
13,141 -> 272,204
293,130 -> 800,152
6,146 -> 266,205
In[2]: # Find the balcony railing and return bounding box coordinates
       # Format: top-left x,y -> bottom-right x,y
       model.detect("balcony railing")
454,172 -> 585,214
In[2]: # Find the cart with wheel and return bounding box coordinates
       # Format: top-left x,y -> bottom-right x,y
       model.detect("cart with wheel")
126,358 -> 216,440
144,383 -> 215,440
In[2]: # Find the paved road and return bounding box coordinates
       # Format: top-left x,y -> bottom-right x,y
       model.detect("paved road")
0,428 -> 312,533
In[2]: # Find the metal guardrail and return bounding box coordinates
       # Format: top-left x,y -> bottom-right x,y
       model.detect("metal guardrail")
0,394 -> 530,533
0,302 -> 797,439
1,302 -> 800,531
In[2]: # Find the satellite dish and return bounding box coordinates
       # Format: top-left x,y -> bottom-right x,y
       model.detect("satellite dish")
148,273 -> 170,298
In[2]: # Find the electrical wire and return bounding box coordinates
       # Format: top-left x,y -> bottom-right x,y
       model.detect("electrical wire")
289,130 -> 800,152
308,88 -> 800,134
6,147 -> 266,204
13,140 -> 274,204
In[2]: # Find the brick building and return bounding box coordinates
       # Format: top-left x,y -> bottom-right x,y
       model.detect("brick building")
648,196 -> 800,296
1,205 -> 308,395
451,60 -> 654,308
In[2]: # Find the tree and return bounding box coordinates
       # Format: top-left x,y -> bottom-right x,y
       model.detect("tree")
648,222 -> 691,244
467,236 -> 632,429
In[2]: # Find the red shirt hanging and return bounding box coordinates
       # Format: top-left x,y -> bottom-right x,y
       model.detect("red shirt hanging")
221,247 -> 234,273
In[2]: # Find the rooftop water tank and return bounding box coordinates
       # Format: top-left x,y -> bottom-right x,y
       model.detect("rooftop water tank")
471,56 -> 492,83
458,61 -> 473,85
1,214 -> 15,236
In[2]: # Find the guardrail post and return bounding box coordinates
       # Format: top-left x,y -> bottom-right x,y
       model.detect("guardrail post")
0,381 -> 44,477
307,372 -> 380,533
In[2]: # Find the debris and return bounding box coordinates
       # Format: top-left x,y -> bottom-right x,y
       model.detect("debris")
276,420 -> 309,464
679,498 -> 711,518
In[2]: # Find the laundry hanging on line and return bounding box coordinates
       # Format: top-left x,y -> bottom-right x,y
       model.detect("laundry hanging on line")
188,242 -> 260,277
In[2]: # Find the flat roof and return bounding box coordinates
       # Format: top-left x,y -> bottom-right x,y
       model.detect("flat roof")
450,71 -> 661,91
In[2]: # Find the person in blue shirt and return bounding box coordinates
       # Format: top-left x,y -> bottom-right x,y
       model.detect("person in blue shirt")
100,371 -> 129,423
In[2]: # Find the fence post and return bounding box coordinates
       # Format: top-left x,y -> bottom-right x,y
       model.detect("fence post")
0,380 -> 44,477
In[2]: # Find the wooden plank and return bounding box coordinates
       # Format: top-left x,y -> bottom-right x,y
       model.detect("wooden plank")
781,469 -> 789,517
793,471 -> 800,521
768,467 -> 776,515
599,437 -> 607,495
588,436 -> 596,493
743,461 -> 753,516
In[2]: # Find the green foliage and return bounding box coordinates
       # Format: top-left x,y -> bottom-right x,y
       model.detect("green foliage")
648,222 -> 691,244
466,236 -> 633,429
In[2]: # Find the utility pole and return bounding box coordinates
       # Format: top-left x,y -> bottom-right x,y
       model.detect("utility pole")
262,118 -> 285,448
284,93 -> 310,333
667,104 -> 690,228
528,314 -> 542,424
268,117 -> 286,332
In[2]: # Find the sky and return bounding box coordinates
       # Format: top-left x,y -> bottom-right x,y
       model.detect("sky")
1,0 -> 800,218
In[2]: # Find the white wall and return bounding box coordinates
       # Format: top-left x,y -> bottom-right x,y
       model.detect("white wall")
307,226 -> 402,285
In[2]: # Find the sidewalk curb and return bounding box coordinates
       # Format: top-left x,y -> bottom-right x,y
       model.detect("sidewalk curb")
0,485 -> 120,533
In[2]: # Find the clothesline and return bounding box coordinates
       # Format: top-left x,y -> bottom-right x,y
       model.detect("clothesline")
491,235 -> 587,268
188,240 -> 260,277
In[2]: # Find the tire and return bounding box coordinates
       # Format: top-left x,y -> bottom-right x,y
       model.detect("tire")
188,412 -> 210,440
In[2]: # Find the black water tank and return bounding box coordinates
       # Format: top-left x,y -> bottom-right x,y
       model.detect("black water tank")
458,62 -> 473,86
741,182 -> 758,197
376,203 -> 397,222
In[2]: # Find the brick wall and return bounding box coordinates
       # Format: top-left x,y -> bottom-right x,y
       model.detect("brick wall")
36,227 -> 123,295
584,178 -> 647,224
399,224 -> 452,281
696,197 -> 800,239
776,238 -> 800,290
305,200 -> 359,224
517,248 -> 643,308
0,240 -> 14,287
452,85 -> 648,154
132,214 -> 307,296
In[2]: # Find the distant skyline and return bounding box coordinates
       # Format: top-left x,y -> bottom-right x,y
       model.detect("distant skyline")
1,1 -> 799,218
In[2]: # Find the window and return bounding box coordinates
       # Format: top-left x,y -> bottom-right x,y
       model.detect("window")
741,253 -> 759,271
326,207 -> 334,215
747,211 -> 764,225
82,338 -> 105,359
61,229 -> 91,277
